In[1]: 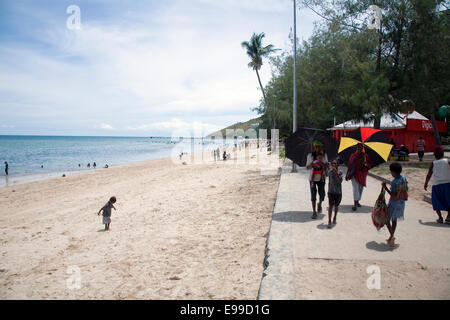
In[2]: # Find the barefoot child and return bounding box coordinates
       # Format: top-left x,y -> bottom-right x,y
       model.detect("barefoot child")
424,146 -> 450,224
327,159 -> 343,228
98,196 -> 117,231
382,163 -> 408,247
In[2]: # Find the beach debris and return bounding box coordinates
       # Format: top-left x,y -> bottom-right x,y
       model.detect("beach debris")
169,276 -> 182,280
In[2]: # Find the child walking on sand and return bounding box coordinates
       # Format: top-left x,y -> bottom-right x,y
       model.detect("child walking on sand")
98,196 -> 117,231
382,162 -> 408,248
424,146 -> 450,224
327,159 -> 343,228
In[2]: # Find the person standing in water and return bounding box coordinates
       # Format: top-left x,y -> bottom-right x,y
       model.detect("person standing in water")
4,161 -> 8,176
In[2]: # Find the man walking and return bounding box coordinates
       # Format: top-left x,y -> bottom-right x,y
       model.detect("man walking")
416,136 -> 426,161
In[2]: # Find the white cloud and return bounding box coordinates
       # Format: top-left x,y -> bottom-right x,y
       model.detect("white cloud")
126,118 -> 222,137
0,1 -> 318,136
95,123 -> 114,130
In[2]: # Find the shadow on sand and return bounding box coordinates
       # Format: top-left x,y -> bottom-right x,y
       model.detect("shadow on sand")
317,223 -> 336,230
366,240 -> 400,251
272,211 -> 325,223
339,204 -> 373,214
418,219 -> 450,228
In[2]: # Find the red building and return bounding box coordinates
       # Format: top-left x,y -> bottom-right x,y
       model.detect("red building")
330,111 -> 447,152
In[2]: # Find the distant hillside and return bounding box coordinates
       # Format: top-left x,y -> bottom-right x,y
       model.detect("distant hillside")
206,117 -> 261,138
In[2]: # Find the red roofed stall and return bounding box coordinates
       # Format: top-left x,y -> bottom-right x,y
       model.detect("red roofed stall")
330,111 -> 447,152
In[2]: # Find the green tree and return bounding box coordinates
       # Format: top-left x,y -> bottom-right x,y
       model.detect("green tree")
241,32 -> 279,101
403,0 -> 450,144
241,33 -> 279,128
255,0 -> 449,136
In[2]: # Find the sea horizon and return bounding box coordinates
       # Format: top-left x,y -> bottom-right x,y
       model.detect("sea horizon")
0,134 -> 209,139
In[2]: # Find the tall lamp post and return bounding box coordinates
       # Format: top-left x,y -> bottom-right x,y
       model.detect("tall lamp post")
292,0 -> 298,172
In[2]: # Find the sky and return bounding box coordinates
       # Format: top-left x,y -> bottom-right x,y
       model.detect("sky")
0,0 -> 320,137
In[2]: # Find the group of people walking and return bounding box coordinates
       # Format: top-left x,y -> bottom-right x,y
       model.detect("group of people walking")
306,141 -> 449,247
306,141 -> 371,228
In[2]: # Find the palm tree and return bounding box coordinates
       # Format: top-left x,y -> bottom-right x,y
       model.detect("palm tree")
241,32 -> 279,102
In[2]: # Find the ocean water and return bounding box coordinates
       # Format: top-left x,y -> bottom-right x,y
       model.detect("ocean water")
0,135 -> 226,187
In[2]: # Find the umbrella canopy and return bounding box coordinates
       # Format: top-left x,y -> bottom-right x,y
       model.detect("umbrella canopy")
285,128 -> 338,166
338,127 -> 393,167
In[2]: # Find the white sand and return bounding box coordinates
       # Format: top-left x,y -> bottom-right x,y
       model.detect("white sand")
0,147 -> 280,299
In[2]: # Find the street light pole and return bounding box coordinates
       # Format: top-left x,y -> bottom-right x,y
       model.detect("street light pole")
292,0 -> 298,173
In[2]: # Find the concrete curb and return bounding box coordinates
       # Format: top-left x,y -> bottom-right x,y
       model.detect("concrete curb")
257,159 -> 296,300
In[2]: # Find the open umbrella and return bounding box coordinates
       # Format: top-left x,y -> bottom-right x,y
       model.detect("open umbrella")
338,127 -> 393,167
285,128 -> 338,166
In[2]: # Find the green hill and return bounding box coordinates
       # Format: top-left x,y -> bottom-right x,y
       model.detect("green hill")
206,117 -> 262,138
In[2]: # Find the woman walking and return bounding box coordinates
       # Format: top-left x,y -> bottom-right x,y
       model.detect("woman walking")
424,146 -> 450,224
346,144 -> 371,211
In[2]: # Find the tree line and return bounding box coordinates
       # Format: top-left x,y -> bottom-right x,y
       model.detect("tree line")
243,0 -> 449,142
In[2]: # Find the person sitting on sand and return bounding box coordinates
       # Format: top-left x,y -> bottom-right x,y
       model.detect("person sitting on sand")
98,196 -> 117,231
104,164 -> 109,168
424,146 -> 450,224
382,162 -> 408,248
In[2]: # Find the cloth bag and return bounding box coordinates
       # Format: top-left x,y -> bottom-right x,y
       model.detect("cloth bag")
371,190 -> 388,230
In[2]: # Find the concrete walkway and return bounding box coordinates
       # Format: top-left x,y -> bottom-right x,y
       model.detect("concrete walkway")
259,159 -> 450,300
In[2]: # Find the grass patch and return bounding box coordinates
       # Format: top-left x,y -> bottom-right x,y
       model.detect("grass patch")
402,162 -> 431,169
371,162 -> 429,177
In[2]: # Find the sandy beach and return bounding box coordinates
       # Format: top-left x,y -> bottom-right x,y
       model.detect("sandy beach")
0,147 -> 280,299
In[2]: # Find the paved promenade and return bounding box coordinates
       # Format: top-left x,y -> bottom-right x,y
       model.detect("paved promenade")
259,159 -> 450,300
